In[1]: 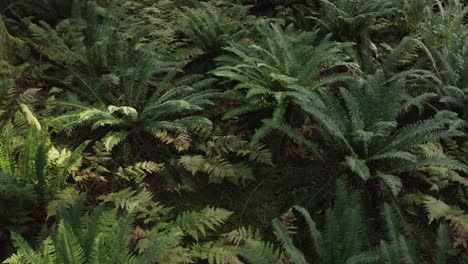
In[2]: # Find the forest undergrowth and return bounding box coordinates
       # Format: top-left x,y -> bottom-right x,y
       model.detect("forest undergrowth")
0,0 -> 467,263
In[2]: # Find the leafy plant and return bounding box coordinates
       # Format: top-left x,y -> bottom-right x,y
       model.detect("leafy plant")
214,20 -> 353,149
6,189 -> 258,264
417,0 -> 468,118
175,133 -> 272,184
291,71 -> 467,195
2,1 -> 468,263
265,178 -> 379,264
248,182 -> 455,264
28,0 -> 177,105
179,0 -> 254,53
402,144 -> 468,249
0,64 -> 40,128
380,203 -> 452,264
0,172 -> 37,235
5,193 -> 189,264
0,124 -> 88,204
311,0 -> 400,72
53,74 -> 220,155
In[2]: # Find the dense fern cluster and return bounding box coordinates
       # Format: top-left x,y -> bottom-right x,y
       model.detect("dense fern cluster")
0,0 -> 467,263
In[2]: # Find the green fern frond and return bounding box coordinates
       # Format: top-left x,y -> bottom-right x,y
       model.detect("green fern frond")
175,207 -> 233,241
102,131 -> 129,152
55,221 -> 85,264
272,218 -> 307,264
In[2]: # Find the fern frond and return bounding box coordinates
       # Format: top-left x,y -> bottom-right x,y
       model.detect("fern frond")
272,219 -> 307,264
175,207 -> 233,240
55,221 -> 85,264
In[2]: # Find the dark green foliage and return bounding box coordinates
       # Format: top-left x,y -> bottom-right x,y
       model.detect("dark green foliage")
29,1 -> 223,156
291,71 -> 467,195
179,1 -> 254,53
1,0 -> 468,263
28,0 -> 169,105
419,1 -> 468,118
53,74 -> 220,153
0,173 -> 37,235
380,203 -> 452,264
311,0 -> 400,72
267,179 -> 379,264
4,194 -> 180,264
214,20 -> 352,149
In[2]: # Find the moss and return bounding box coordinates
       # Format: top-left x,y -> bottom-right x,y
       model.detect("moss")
0,17 -> 29,64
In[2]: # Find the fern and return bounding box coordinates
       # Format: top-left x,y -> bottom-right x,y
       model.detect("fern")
177,133 -> 272,185
175,207 -> 233,240
0,124 -> 85,206
179,0 -> 254,53
98,188 -> 169,224
115,161 -> 163,187
311,0 -> 399,72
0,172 -> 37,235
270,178 -> 377,264
380,203 -> 452,264
0,64 -> 38,126
295,71 -> 466,195
53,73 -> 219,155
214,20 -> 353,146
8,190 -> 240,264
192,242 -> 243,264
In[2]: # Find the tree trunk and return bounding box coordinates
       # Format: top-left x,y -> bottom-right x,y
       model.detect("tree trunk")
0,16 -> 28,64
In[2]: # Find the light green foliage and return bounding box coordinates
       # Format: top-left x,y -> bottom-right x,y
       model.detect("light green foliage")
214,20 -> 353,148
53,74 -> 220,153
121,0 -> 205,60
416,143 -> 468,191
5,194 -> 188,264
0,122 -> 86,235
0,64 -> 41,128
121,0 -> 179,44
174,206 -> 233,241
177,133 -> 272,184
5,190 -> 261,264
401,142 -> 468,248
116,161 -> 164,187
99,187 -> 170,224
403,193 -> 468,249
0,125 -> 85,203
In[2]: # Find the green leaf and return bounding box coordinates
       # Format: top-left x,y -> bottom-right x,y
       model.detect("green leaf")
102,131 -> 129,151
19,104 -> 41,131
377,174 -> 402,196
179,155 -> 206,175
422,196 -> 452,224
345,156 -> 371,181
56,221 -> 85,264
107,105 -> 138,121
